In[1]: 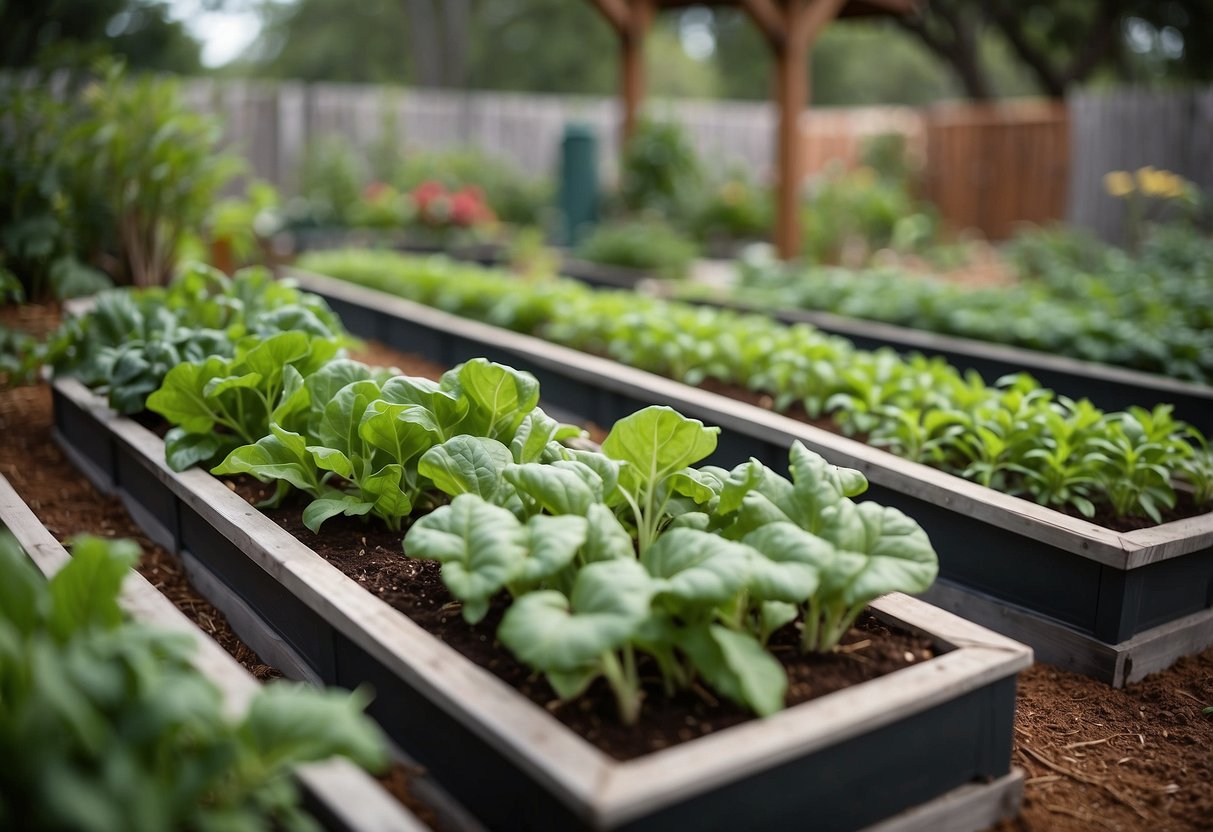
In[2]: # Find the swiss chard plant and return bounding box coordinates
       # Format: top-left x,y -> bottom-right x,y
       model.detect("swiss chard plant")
0,529 -> 387,832
406,405 -> 938,724
212,358 -> 584,533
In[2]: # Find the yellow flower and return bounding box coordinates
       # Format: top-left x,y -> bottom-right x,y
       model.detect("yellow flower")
1103,171 -> 1135,198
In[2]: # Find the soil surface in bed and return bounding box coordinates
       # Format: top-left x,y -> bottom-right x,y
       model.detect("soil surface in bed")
5,303 -> 1212,830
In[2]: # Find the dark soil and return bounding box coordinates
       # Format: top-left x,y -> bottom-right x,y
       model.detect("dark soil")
233,477 -> 935,760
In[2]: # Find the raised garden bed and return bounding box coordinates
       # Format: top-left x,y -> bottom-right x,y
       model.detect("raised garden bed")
0,471 -> 426,832
52,374 -> 1030,832
289,270 -> 1213,687
674,293 -> 1213,434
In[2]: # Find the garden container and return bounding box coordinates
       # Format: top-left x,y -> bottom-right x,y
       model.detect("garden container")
0,472 -> 426,832
288,270 -> 1213,687
677,294 -> 1213,434
52,376 -> 1030,832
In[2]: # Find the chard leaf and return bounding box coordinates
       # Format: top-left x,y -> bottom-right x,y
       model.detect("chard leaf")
239,330 -> 311,385
379,375 -> 469,435
48,536 -> 140,638
661,467 -> 719,505
498,558 -> 653,672
455,359 -> 540,439
418,436 -> 513,500
566,450 -> 622,500
602,406 -> 719,495
740,522 -> 831,603
302,492 -> 375,533
203,371 -> 261,398
785,442 -> 869,533
145,356 -> 229,434
717,458 -> 767,515
824,502 -> 938,602
304,359 -> 375,407
164,427 -> 232,473
404,494 -> 527,623
358,401 -> 441,466
515,514 -> 589,586
504,461 -> 602,516
642,528 -> 751,607
272,365 -> 311,432
581,504 -> 635,563
211,424 -> 320,494
677,625 -> 786,717
360,464 -> 414,526
511,409 -> 561,463
318,380 -> 383,459
308,445 -> 354,479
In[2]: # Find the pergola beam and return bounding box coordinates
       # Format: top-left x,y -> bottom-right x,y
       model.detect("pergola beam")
588,0 -> 630,33
738,0 -> 786,46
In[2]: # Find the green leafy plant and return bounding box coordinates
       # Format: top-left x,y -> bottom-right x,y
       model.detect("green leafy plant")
575,220 -> 698,279
405,406 -> 937,724
301,249 -> 1213,525
212,358 -> 583,532
73,62 -> 243,286
618,116 -> 702,224
0,529 -> 387,832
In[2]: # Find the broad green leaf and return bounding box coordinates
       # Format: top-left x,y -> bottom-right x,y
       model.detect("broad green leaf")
717,458 -> 767,515
419,436 -> 513,500
272,365 -> 311,432
741,522 -> 832,603
677,625 -> 786,717
456,359 -> 540,439
304,359 -> 375,407
359,401 -> 441,466
760,601 -> 799,640
782,442 -> 867,533
498,558 -> 653,672
239,330 -> 311,384
504,462 -> 602,516
379,375 -> 468,435
642,528 -> 752,607
145,356 -> 228,434
580,504 -> 635,563
0,531 -> 48,634
546,667 -> 599,701
602,406 -> 720,495
212,424 -> 320,494
318,380 -> 382,458
245,684 -> 387,771
825,503 -> 938,603
662,468 -> 719,505
566,450 -> 622,499
360,464 -> 414,526
203,371 -> 261,399
515,514 -> 589,586
164,427 -> 230,472
511,409 -> 561,464
48,536 -> 140,638
404,495 -> 527,623
302,492 -> 375,533
308,446 -> 354,479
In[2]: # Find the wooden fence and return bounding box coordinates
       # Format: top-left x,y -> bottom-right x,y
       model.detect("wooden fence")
923,100 -> 1069,239
175,78 -> 1210,242
1067,86 -> 1213,243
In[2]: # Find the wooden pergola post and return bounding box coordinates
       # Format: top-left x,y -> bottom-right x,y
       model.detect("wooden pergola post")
587,0 -> 909,260
590,0 -> 655,146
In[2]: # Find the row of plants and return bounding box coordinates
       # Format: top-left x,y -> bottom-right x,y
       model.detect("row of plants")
713,221 -> 1213,384
0,530 -> 386,832
297,250 -> 1213,526
44,265 -> 939,726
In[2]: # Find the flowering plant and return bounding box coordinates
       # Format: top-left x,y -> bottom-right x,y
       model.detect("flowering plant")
410,180 -> 496,230
1103,167 -> 1202,251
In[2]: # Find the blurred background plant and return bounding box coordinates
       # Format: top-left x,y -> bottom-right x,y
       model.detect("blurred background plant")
576,219 -> 698,279
1103,166 -> 1205,253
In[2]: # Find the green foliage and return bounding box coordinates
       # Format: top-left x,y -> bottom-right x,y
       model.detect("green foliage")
0,530 -> 386,832
800,164 -> 938,265
731,223 -> 1213,384
619,117 -> 702,224
292,138 -> 367,229
576,221 -> 698,279
45,263 -> 349,421
301,248 -> 1213,524
72,62 -> 243,286
213,358 -> 582,532
406,406 -> 938,724
0,77 -> 111,301
688,173 -> 773,248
